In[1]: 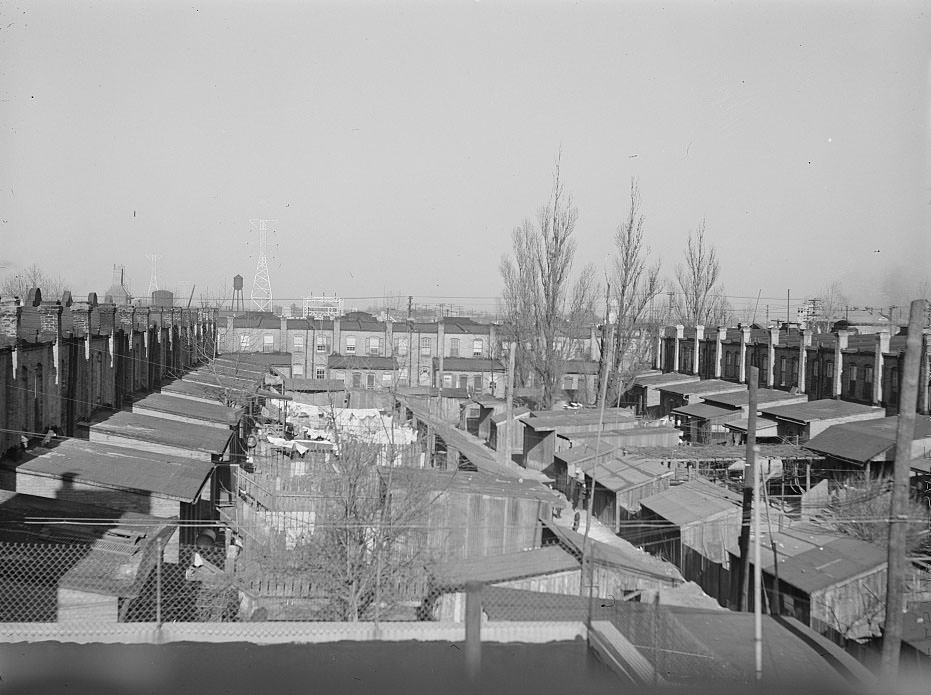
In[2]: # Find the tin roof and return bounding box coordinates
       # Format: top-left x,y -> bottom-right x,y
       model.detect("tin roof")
639,479 -> 742,526
772,537 -> 887,594
387,468 -> 563,504
702,389 -> 806,408
803,416 -> 931,463
671,403 -> 740,420
130,392 -> 242,426
435,357 -> 504,372
633,373 -> 701,388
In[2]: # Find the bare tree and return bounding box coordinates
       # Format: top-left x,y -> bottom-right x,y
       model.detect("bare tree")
606,179 -> 663,405
810,282 -> 848,332
673,221 -> 726,326
0,264 -> 68,301
500,156 -> 597,409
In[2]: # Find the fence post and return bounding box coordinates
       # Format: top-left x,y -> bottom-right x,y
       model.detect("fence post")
465,581 -> 482,681
156,537 -> 163,633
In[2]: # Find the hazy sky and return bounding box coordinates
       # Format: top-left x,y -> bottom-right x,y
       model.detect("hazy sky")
1,1 -> 928,315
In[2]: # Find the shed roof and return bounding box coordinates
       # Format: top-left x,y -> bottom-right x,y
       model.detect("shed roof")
430,546 -> 578,585
657,379 -> 746,397
772,537 -> 887,594
632,372 -> 701,388
327,353 -> 398,370
723,417 -> 779,435
387,468 -> 563,504
587,456 -> 675,493
160,379 -> 231,404
804,416 -> 931,463
130,392 -> 242,426
624,443 -> 819,461
435,357 -> 504,372
5,439 -> 213,502
702,389 -> 805,408
524,409 -> 636,431
672,403 -> 739,421
88,411 -> 233,457
639,479 -> 741,526
760,398 -> 885,424
283,377 -> 345,392
490,406 -> 531,424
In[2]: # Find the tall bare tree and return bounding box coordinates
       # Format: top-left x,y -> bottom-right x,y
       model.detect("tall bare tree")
500,156 -> 597,409
811,281 -> 848,332
673,221 -> 726,326
606,179 -> 663,405
0,264 -> 68,301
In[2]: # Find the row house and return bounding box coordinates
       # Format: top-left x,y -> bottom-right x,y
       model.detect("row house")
1,288 -> 217,458
219,313 -> 504,395
654,322 -> 930,415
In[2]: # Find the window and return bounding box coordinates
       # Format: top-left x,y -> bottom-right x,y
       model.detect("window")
890,366 -> 899,402
398,367 -> 408,380
292,364 -> 304,376
563,375 -> 574,390
442,374 -> 453,388
473,375 -> 482,391
863,365 -> 873,400
345,336 -> 356,354
315,335 -> 329,353
779,357 -> 787,386
450,338 -> 460,357
790,358 -> 799,387
724,352 -> 735,379
458,374 -> 468,389
420,336 -> 431,356
394,337 -> 408,356
825,360 -> 834,380
366,373 -> 375,389
368,336 -> 381,355
315,367 -> 326,379
847,365 -> 858,397
240,334 -> 250,350
263,334 -> 274,352
352,372 -> 362,387
293,336 -> 304,350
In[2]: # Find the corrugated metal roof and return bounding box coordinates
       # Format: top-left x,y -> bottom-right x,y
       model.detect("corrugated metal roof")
8,439 -> 213,501
430,546 -> 578,585
723,417 -> 779,434
640,479 -> 741,526
387,467 -> 562,503
802,415 -> 931,462
760,398 -> 884,424
525,409 -> 636,431
671,403 -> 739,420
624,443 -> 820,461
588,456 -> 675,493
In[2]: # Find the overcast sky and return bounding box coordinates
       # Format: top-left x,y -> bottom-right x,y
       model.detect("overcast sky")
1,1 -> 928,315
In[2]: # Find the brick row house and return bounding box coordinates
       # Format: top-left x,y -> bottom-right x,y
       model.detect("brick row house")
219,313 -> 510,396
1,288 -> 218,458
651,322 -> 930,416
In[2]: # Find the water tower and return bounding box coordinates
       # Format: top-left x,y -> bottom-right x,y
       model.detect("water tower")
231,274 -> 245,312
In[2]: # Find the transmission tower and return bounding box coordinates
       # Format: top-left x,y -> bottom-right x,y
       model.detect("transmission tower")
249,219 -> 276,312
146,254 -> 160,296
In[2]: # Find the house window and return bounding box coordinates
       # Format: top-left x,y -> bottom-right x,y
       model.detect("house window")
394,337 -> 408,356
563,375 -> 574,390
263,334 -> 274,353
863,365 -> 873,400
450,338 -> 460,357
890,366 -> 899,403
724,352 -> 735,378
368,336 -> 380,355
240,334 -> 250,350
316,335 -> 329,353
473,338 -> 483,357
420,336 -> 431,356
473,375 -> 482,391
345,336 -> 356,354
292,364 -> 304,376
352,372 -> 362,388
847,365 -> 858,397
366,373 -> 375,389
825,360 -> 834,379
398,367 -> 408,380
315,367 -> 326,379
442,374 -> 453,388
779,357 -> 787,386
293,336 -> 304,350
790,357 -> 799,387
458,374 -> 468,389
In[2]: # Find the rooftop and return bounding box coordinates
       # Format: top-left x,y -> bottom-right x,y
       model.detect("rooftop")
130,392 -> 242,426
3,439 -> 213,502
657,379 -> 746,397
639,478 -> 742,526
760,398 -> 885,424
671,403 -> 740,421
702,388 -> 807,408
772,537 -> 887,594
430,546 -> 578,585
327,353 -> 398,370
435,357 -> 504,372
88,411 -> 233,457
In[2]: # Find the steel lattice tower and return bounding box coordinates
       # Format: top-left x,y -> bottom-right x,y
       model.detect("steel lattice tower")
250,219 -> 275,312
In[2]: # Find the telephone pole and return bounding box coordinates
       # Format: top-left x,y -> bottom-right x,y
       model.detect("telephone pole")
737,366 -> 759,611
879,298 -> 928,687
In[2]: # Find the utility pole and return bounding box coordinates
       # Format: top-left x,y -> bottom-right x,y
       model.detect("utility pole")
407,296 -> 413,388
502,342 -> 516,467
879,298 -> 928,687
737,366 -> 759,611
